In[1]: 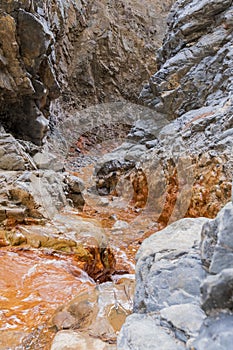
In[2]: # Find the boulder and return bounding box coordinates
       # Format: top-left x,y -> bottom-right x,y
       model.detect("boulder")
118,218 -> 208,349
50,278 -> 134,345
134,218 -> 208,313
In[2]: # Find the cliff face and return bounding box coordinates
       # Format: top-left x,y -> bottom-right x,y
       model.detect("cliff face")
118,0 -> 233,348
0,0 -> 60,144
0,0 -> 173,144
96,0 -> 233,223
140,0 -> 233,119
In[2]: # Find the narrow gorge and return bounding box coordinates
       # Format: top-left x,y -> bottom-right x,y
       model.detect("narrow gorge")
0,0 -> 233,349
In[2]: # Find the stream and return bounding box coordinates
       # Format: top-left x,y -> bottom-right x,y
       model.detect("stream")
0,135 -> 159,349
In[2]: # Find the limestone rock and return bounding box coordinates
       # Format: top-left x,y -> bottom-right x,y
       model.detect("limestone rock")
134,218 -> 208,313
201,268 -> 233,314
201,202 -> 233,274
192,313 -> 233,350
118,313 -> 184,350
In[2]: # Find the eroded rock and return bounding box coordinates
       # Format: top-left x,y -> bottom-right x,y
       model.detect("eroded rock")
118,218 -> 208,349
201,202 -> 233,274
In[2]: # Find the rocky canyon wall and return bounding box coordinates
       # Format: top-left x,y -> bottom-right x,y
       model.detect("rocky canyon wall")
0,0 -> 174,144
96,0 -> 233,224
118,0 -> 233,349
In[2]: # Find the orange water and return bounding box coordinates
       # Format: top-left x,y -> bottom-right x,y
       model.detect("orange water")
0,248 -> 95,348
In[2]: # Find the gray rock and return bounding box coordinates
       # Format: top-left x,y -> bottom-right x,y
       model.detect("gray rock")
134,218 -> 208,313
33,152 -> 63,171
8,170 -> 67,220
117,313 -> 184,350
124,145 -> 147,161
0,133 -> 36,171
201,268 -> 233,314
192,313 -> 233,350
64,174 -> 85,193
63,173 -> 85,209
160,304 -> 206,338
201,202 -> 233,274
112,220 -> 129,230
0,4 -> 60,145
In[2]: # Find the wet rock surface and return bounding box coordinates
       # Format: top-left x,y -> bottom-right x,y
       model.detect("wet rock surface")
50,278 -> 134,346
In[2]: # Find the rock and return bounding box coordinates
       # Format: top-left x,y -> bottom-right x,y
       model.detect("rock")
201,202 -> 233,274
51,279 -> 134,345
140,0 -> 233,118
0,169 -> 68,223
9,170 -> 67,219
3,211 -> 116,281
118,217 -> 209,349
0,3 -> 59,145
17,10 -> 53,72
124,145 -> 147,161
134,218 -> 208,313
50,330 -> 112,350
63,173 -> 85,209
33,152 -> 63,171
160,304 -> 206,338
0,133 -> 36,171
112,220 -> 129,230
96,158 -> 135,195
0,0 -> 174,145
0,331 -> 28,350
201,268 -> 233,314
51,0 -> 175,114
192,313 -> 233,350
117,313 -> 184,350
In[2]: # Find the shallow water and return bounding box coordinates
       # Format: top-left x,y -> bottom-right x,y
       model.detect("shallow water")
0,248 -> 95,348
0,141 -> 158,348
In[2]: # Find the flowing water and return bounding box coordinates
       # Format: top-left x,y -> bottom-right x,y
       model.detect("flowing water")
0,247 -> 95,349
0,138 -> 156,348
